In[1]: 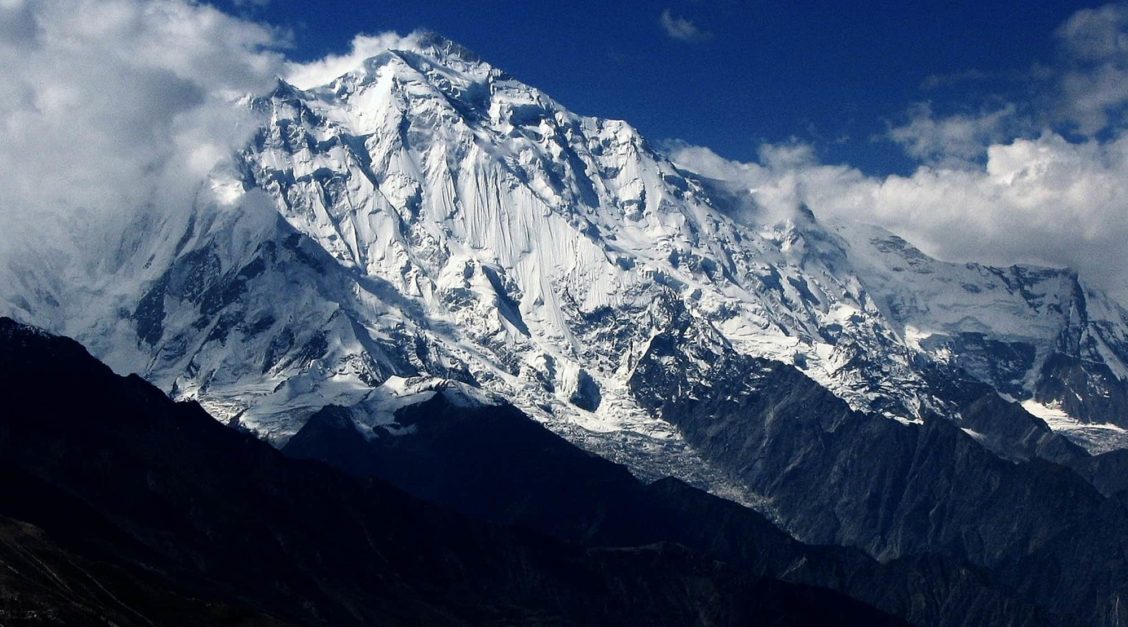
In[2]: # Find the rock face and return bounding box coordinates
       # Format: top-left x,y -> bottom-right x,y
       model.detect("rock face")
0,317 -> 905,627
626,331 -> 1128,626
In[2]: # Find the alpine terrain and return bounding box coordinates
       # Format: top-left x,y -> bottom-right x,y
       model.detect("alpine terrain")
4,31 -> 1128,626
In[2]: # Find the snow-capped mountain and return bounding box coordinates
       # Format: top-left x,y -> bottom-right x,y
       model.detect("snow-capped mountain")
838,223 -> 1128,450
5,33 -> 1128,487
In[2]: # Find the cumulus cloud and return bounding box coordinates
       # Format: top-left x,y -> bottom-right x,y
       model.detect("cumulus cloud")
0,0 -> 284,270
670,130 -> 1128,298
660,9 -> 712,42
285,32 -> 424,89
669,140 -> 872,224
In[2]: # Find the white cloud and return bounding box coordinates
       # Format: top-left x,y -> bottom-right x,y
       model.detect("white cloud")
1051,2 -> 1128,133
0,0 -> 284,271
1056,3 -> 1128,61
1055,3 -> 1128,134
669,131 -> 1128,298
285,32 -> 424,90
886,102 -> 1018,167
668,140 -> 872,226
693,3 -> 1122,298
887,3 -> 1128,166
660,9 -> 711,42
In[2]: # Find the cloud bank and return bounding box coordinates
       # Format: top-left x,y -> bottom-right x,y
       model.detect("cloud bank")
671,2 -> 1128,299
0,0 -> 284,266
672,134 -> 1128,297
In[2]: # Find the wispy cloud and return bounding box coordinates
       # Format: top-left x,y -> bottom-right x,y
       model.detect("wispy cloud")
920,69 -> 992,91
885,102 -> 1018,167
1054,3 -> 1128,134
660,9 -> 712,42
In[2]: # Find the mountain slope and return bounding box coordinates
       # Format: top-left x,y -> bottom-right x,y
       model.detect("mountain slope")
283,392 -> 1058,627
836,223 -> 1128,449
4,33 -> 1128,488
0,317 -> 902,626
626,331 -> 1128,625
0,513 -> 286,626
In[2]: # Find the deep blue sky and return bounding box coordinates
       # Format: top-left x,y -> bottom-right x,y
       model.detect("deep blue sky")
219,0 -> 1095,175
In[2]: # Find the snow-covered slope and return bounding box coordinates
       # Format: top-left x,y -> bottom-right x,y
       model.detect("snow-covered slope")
5,33 -> 1128,483
836,223 -> 1128,441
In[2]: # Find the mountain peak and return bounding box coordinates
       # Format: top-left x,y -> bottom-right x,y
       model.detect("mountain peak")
18,29 -> 1128,489
408,30 -> 487,65
308,32 -> 503,95
157,32 -> 1128,462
